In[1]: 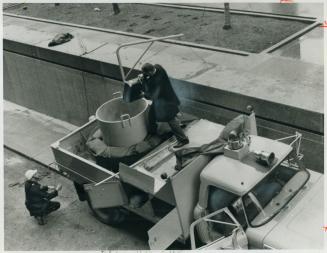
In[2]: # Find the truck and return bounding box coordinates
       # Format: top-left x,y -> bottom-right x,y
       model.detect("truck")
50,111 -> 324,250
50,35 -> 324,250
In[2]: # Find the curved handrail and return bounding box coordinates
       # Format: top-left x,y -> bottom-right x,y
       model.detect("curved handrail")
116,34 -> 184,83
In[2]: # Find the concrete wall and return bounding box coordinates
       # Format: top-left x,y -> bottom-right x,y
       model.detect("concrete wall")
3,50 -> 323,173
4,51 -> 122,125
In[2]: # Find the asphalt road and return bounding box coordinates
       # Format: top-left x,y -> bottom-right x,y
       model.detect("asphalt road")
4,148 -> 152,250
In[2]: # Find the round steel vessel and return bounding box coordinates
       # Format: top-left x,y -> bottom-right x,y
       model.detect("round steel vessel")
96,93 -> 148,147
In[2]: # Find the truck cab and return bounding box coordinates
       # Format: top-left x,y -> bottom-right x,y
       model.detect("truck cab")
191,134 -> 324,250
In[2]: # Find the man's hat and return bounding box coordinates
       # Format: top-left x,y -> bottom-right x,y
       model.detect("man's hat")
25,169 -> 38,180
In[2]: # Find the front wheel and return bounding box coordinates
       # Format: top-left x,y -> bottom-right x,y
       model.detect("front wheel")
87,199 -> 129,226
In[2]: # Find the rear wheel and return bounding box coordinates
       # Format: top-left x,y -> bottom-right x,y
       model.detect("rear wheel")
73,181 -> 129,226
87,199 -> 129,226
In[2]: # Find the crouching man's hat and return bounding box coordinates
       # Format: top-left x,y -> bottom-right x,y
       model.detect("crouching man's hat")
25,169 -> 37,180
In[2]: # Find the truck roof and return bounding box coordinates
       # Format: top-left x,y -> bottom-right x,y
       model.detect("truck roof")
200,135 -> 292,196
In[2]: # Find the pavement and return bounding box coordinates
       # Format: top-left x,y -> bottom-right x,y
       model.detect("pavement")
4,100 -> 77,169
2,100 -> 155,250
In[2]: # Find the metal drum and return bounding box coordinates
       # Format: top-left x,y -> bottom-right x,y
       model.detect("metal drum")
96,92 -> 149,147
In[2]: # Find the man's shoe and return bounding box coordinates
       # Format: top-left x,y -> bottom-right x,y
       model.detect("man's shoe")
35,216 -> 45,225
173,139 -> 189,149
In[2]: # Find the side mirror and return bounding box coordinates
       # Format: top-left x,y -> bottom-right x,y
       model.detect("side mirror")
231,227 -> 248,249
232,198 -> 243,213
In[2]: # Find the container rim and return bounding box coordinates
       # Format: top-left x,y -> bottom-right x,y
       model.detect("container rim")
95,97 -> 148,124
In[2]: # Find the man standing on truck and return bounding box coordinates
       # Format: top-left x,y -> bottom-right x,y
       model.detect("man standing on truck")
24,169 -> 62,225
126,63 -> 189,148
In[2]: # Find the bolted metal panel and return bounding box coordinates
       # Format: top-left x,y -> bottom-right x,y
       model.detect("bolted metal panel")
148,208 -> 183,250
84,179 -> 128,209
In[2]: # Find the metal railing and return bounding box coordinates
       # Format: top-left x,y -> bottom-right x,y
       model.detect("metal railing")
115,34 -> 184,83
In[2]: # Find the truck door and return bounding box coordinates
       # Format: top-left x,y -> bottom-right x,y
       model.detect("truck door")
190,208 -> 248,250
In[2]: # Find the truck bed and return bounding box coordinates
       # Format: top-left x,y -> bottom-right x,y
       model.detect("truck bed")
50,118 -> 172,184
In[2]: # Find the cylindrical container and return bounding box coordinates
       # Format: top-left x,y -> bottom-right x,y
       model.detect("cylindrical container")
96,92 -> 149,147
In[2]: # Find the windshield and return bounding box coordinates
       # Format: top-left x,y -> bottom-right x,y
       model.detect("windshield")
242,155 -> 310,227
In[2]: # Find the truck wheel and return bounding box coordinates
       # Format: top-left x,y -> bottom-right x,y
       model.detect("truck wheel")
87,199 -> 128,226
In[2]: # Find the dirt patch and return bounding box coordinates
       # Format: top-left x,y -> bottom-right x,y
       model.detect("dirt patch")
5,3 -> 311,53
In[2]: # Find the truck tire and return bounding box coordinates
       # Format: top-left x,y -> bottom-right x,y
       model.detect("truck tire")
87,199 -> 129,226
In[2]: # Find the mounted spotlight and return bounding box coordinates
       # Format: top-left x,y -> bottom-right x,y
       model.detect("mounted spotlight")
228,130 -> 243,150
254,151 -> 275,166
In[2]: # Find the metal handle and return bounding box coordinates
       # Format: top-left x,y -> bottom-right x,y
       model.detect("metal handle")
116,34 -> 184,83
120,114 -> 131,128
94,172 -> 120,186
112,91 -> 122,99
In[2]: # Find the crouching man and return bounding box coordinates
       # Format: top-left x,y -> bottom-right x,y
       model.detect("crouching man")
24,169 -> 62,225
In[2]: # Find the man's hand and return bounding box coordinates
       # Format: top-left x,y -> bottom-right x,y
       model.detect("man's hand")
126,74 -> 144,87
126,80 -> 133,87
125,81 -> 133,87
137,74 -> 144,82
56,184 -> 62,192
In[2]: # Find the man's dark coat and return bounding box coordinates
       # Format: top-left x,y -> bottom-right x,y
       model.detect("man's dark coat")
124,64 -> 180,122
25,180 -> 58,216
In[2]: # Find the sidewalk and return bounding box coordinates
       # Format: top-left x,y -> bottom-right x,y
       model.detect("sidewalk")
3,100 -> 77,169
